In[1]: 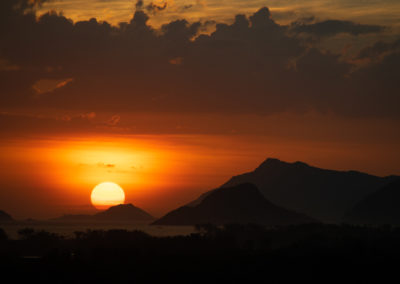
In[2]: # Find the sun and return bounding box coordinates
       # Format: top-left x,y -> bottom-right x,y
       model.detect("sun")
91,182 -> 125,210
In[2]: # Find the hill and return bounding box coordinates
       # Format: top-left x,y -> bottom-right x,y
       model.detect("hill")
53,204 -> 154,223
153,183 -> 316,226
344,178 -> 400,224
93,203 -> 154,221
0,210 -> 13,222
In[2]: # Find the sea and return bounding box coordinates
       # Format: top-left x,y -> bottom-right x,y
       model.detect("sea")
0,221 -> 195,239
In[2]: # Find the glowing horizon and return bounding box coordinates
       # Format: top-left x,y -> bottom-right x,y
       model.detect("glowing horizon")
0,133 -> 399,219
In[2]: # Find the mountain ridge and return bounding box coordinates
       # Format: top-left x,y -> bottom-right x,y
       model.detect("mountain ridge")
344,178 -> 400,224
189,158 -> 398,222
153,183 -> 317,226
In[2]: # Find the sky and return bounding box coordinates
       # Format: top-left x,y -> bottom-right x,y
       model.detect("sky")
0,0 -> 399,219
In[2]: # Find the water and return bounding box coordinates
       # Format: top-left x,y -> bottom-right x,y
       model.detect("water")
0,222 -> 195,239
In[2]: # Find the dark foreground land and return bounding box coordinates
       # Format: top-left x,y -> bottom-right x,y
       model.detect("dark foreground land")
1,224 -> 400,283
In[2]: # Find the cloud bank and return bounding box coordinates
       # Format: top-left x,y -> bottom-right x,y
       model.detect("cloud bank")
0,0 -> 399,123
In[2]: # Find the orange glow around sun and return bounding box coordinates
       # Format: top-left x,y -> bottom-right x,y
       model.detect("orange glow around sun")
0,135 -> 265,216
91,182 -> 125,210
5,133 -> 397,218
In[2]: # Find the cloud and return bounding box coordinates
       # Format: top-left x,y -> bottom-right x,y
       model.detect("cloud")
135,0 -> 167,15
0,58 -> 19,71
135,0 -> 144,10
169,57 -> 183,65
181,5 -> 193,11
32,78 -> 73,95
291,19 -> 385,38
97,162 -> 116,168
356,38 -> 400,61
0,1 -> 399,120
107,115 -> 120,126
80,112 -> 96,119
146,2 -> 167,15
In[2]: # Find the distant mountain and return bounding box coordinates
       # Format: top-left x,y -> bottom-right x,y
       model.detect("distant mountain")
53,204 -> 154,223
0,210 -> 13,222
190,158 -> 397,222
93,204 -> 154,221
153,183 -> 316,226
344,178 -> 400,225
54,214 -> 93,222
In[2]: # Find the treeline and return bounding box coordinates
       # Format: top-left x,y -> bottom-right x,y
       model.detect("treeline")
1,224 -> 400,283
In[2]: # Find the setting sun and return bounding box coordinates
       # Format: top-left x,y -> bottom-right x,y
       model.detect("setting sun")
1,0 -> 400,282
91,182 -> 125,210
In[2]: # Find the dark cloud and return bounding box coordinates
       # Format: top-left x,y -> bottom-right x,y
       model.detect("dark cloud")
291,19 -> 385,38
135,0 -> 167,15
182,5 -> 193,11
0,1 -> 399,121
356,38 -> 400,60
348,42 -> 400,116
135,0 -> 144,10
146,2 -> 167,15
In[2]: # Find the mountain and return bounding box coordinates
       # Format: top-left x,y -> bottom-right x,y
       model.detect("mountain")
53,204 -> 154,223
93,203 -> 154,221
0,210 -> 13,222
153,183 -> 316,226
344,178 -> 400,225
190,158 -> 397,222
54,214 -> 93,222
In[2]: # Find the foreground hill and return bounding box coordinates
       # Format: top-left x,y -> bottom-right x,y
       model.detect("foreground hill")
54,203 -> 154,223
0,210 -> 13,222
344,178 -> 400,224
153,183 -> 316,226
207,158 -> 396,222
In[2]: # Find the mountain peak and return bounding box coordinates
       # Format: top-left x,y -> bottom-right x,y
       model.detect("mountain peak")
94,203 -> 154,221
222,158 -> 396,222
104,203 -> 135,210
293,161 -> 311,167
263,157 -> 284,164
256,158 -> 310,171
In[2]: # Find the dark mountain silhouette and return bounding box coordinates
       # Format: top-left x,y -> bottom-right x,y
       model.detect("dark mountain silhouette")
53,203 -> 154,223
344,178 -> 400,225
93,203 -> 154,221
0,210 -> 13,222
189,158 -> 397,222
153,183 -> 316,226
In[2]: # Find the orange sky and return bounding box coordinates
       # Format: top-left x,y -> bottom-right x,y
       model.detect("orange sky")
0,0 -> 399,219
38,0 -> 400,29
1,130 -> 399,219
